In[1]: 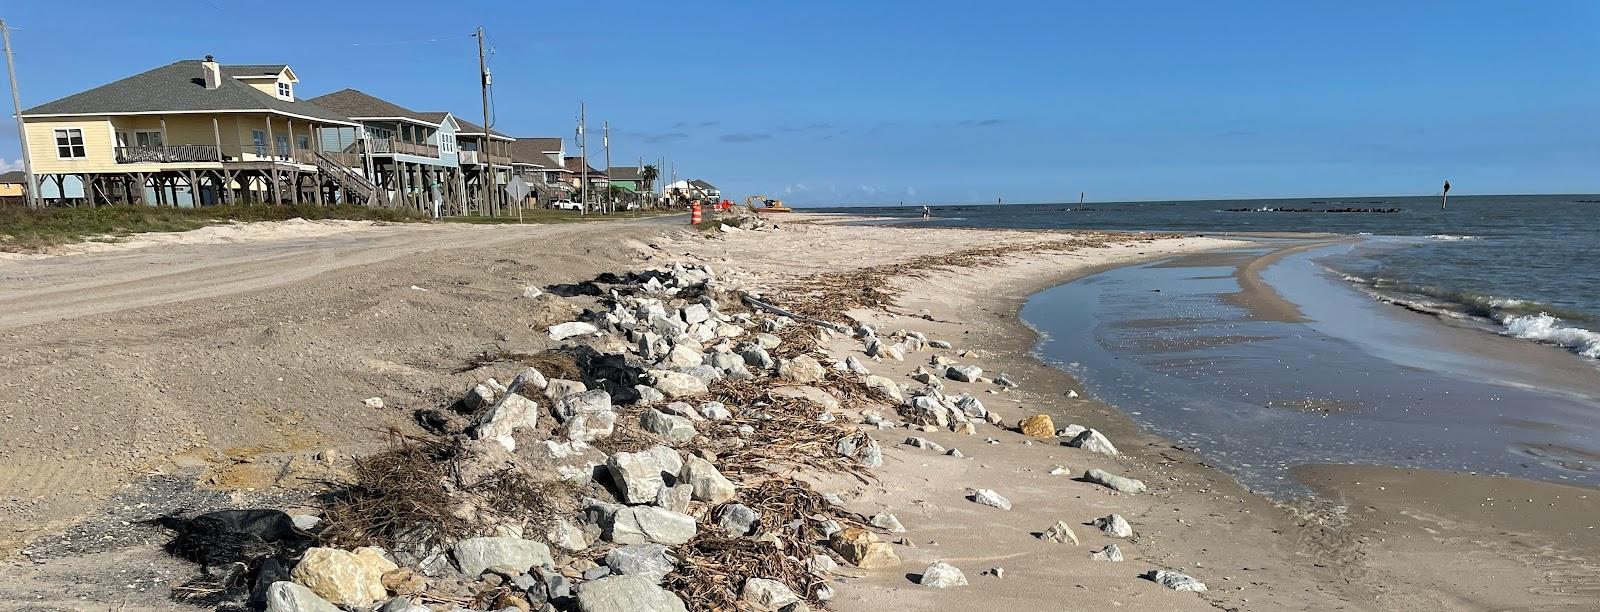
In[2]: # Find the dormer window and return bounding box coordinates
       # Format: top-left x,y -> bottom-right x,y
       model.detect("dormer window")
277,82 -> 292,99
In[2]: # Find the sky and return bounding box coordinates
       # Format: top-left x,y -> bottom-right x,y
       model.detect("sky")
2,1 -> 1597,205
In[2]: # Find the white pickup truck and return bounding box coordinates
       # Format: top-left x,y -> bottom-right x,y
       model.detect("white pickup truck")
551,200 -> 583,211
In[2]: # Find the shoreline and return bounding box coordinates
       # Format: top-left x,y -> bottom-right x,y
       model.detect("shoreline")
0,215 -> 1594,609
806,223 -> 1598,610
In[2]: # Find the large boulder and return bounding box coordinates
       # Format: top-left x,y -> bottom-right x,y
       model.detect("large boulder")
648,369 -> 708,398
452,537 -> 552,577
608,506 -> 698,545
736,343 -> 775,369
1094,514 -> 1134,538
945,365 -> 983,382
828,527 -> 900,569
862,375 -> 904,403
968,488 -> 1011,510
289,547 -> 389,607
1084,468 -> 1146,493
717,503 -> 760,537
577,575 -> 688,612
1066,428 -> 1119,456
777,355 -> 827,383
664,343 -> 705,368
1146,570 -> 1207,592
605,446 -> 682,504
1018,414 -> 1055,438
918,561 -> 968,588
680,455 -> 737,504
1040,520 -> 1080,545
605,543 -> 677,583
471,393 -> 540,452
264,581 -> 340,612
641,408 -> 697,444
741,578 -> 802,611
554,389 -> 613,422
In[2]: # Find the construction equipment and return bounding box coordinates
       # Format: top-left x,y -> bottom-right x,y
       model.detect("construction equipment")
744,194 -> 794,213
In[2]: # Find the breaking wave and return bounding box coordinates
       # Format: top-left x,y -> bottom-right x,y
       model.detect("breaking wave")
1334,273 -> 1600,361
1426,234 -> 1482,241
1503,314 -> 1600,359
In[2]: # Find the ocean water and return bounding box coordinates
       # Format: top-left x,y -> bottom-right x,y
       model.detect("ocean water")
826,195 -> 1600,362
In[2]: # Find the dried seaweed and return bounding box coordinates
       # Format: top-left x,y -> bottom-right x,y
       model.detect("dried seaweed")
668,481 -> 863,610
317,430 -> 568,551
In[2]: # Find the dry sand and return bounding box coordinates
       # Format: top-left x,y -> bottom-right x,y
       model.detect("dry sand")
0,213 -> 1594,610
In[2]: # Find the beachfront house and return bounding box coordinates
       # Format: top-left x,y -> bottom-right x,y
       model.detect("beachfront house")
308,89 -> 466,213
17,56 -> 374,206
507,137 -> 573,207
0,170 -> 28,205
663,178 -> 719,202
455,119 -> 515,213
563,157 -> 608,195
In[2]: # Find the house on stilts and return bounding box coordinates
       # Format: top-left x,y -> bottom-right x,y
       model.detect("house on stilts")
454,119 -> 515,215
17,56 -> 375,206
308,89 -> 466,213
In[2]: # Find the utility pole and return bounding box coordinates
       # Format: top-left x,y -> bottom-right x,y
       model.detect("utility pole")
577,102 -> 587,215
474,26 -> 492,217
602,120 -> 611,215
2,19 -> 39,210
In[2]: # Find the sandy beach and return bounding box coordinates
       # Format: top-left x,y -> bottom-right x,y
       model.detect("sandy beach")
0,214 -> 1595,610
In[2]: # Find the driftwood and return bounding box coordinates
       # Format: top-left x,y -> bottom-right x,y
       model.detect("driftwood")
739,291 -> 851,334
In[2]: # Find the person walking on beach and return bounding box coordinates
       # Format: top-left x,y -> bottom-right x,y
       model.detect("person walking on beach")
922,204 -> 930,221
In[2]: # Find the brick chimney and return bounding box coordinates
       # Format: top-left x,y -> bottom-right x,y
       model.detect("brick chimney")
201,54 -> 221,90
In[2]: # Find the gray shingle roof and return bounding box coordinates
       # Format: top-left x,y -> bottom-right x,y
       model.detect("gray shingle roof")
21,60 -> 352,124
689,179 -> 717,190
607,167 -> 643,181
0,170 -> 25,184
507,139 -> 557,167
309,89 -> 435,124
521,137 -> 563,153
454,117 -> 512,139
222,64 -> 289,78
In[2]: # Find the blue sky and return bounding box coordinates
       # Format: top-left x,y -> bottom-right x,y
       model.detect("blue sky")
3,1 -> 1597,205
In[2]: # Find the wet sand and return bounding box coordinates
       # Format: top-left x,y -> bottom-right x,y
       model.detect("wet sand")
1295,464 -> 1600,608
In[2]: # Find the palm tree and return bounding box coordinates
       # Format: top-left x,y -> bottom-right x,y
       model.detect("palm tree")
640,165 -> 660,209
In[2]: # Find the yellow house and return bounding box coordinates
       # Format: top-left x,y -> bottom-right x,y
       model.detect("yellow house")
19,56 -> 374,206
0,170 -> 27,205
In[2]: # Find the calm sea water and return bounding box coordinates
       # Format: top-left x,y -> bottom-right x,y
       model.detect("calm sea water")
825,195 -> 1600,361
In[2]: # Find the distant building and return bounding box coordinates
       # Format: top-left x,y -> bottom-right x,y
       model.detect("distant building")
0,170 -> 28,205
663,178 -> 720,201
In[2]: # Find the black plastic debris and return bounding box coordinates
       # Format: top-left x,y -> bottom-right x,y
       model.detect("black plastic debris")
561,345 -> 646,404
544,281 -> 605,297
153,509 -> 317,610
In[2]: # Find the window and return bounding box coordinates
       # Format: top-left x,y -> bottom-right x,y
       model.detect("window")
440,134 -> 456,154
134,130 -> 164,148
296,135 -> 310,152
251,129 -> 267,156
277,82 -> 292,99
54,128 -> 86,159
275,134 -> 290,158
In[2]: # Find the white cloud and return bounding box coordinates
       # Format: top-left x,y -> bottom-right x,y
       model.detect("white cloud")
0,158 -> 21,173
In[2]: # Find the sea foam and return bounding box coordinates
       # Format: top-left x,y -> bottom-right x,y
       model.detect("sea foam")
1501,314 -> 1600,359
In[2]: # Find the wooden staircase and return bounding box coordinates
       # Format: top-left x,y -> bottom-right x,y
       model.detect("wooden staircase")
311,151 -> 378,205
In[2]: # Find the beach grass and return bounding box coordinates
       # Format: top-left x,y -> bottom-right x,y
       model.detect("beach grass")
0,204 -> 428,253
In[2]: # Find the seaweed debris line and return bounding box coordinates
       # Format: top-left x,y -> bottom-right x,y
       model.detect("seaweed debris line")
139,219 -> 1191,612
